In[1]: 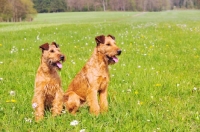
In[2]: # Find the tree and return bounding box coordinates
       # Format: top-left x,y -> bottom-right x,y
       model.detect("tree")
50,0 -> 67,12
21,0 -> 37,20
102,0 -> 106,11
0,0 -> 36,22
33,0 -> 67,13
194,0 -> 200,9
0,0 -> 12,21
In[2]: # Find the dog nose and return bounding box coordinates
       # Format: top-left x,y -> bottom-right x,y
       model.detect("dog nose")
117,50 -> 122,55
60,55 -> 65,61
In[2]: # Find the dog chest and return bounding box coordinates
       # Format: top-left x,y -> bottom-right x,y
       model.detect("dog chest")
44,83 -> 60,94
98,76 -> 109,90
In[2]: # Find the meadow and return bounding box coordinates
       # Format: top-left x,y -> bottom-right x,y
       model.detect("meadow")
0,10 -> 200,132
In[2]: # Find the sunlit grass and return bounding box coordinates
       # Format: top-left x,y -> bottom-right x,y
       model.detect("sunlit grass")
0,10 -> 200,131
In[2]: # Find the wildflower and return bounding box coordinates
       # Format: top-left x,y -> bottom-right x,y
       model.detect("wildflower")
155,84 -> 162,87
147,119 -> 150,122
177,84 -> 180,87
10,90 -> 15,96
11,99 -> 16,103
0,44 -> 2,46
137,100 -> 143,105
71,60 -> 76,65
0,78 -> 3,81
0,62 -> 3,64
70,120 -> 79,126
61,110 -> 66,114
138,65 -> 141,68
32,103 -> 38,109
127,89 -> 131,93
193,87 -> 197,91
25,117 -> 32,123
149,45 -> 153,49
134,90 -> 138,95
10,46 -> 18,54
80,129 -> 86,132
37,34 -> 40,40
0,107 -> 3,111
6,99 -> 17,103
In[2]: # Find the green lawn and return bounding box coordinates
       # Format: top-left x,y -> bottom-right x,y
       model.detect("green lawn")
0,10 -> 200,132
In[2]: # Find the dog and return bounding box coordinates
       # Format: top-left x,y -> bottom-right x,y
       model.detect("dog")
32,42 -> 65,121
63,35 -> 121,115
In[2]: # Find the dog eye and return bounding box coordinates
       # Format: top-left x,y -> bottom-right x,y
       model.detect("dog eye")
106,44 -> 111,46
50,50 -> 54,53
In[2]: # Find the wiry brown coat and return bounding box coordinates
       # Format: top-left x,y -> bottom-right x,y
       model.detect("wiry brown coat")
32,42 -> 65,121
64,35 -> 121,115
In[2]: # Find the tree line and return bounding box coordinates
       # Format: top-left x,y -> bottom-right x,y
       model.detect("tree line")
0,0 -> 200,22
34,0 -> 200,12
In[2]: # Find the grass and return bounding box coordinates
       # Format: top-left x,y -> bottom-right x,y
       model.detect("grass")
0,10 -> 200,131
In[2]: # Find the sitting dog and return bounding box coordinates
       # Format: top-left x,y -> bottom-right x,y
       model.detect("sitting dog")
32,42 -> 65,121
64,35 -> 121,115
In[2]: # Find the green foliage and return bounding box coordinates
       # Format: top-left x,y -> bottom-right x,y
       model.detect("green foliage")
0,10 -> 200,131
33,0 -> 67,13
0,0 -> 36,22
0,0 -> 12,21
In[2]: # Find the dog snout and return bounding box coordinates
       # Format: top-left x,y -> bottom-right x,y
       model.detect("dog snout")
60,55 -> 65,61
117,50 -> 122,55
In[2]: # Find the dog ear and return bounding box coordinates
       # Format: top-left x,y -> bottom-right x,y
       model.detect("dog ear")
51,42 -> 59,48
95,35 -> 105,45
107,34 -> 115,40
39,43 -> 49,52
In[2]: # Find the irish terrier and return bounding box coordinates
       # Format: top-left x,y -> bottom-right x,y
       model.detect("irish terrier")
63,35 -> 121,115
32,42 -> 65,121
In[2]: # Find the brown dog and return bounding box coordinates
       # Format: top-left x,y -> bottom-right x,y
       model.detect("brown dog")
63,35 -> 121,115
32,42 -> 65,121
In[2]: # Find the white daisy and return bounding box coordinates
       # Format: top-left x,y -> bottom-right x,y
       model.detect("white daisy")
32,103 -> 38,109
70,120 -> 79,126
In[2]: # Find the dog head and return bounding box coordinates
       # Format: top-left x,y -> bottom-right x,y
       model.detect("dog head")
95,35 -> 121,65
63,91 -> 85,114
39,42 -> 65,70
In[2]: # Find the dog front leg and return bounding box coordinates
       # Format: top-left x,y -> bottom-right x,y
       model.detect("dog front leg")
99,88 -> 108,113
52,90 -> 63,116
32,94 -> 45,122
87,90 -> 100,115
